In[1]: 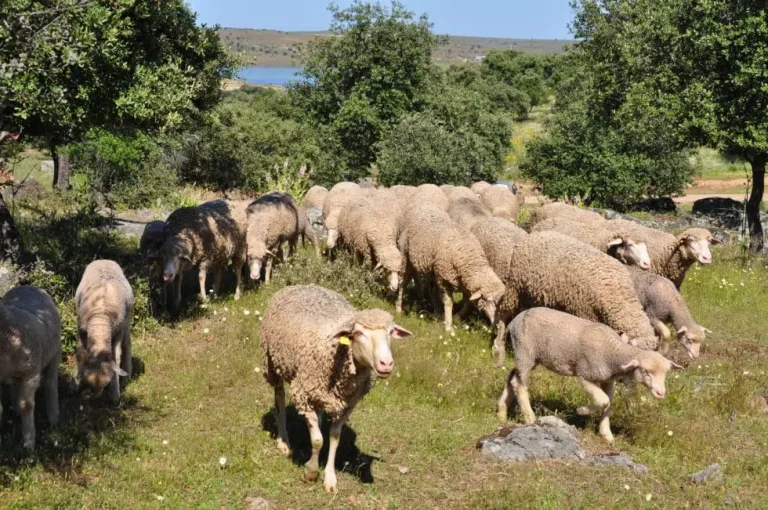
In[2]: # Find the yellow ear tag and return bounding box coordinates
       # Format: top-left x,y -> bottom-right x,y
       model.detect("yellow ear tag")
338,336 -> 351,346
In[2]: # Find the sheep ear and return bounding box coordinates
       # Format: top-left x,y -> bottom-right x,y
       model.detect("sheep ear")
667,359 -> 684,370
702,326 -> 712,334
709,238 -> 722,245
374,261 -> 382,270
607,238 -> 624,248
110,362 -> 128,378
620,359 -> 640,371
390,324 -> 412,339
146,249 -> 161,261
676,326 -> 688,338
469,291 -> 482,301
265,249 -> 276,257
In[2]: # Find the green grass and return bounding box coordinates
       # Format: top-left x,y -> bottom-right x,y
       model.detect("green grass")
692,148 -> 751,180
503,102 -> 552,182
5,150 -> 52,192
1,243 -> 767,508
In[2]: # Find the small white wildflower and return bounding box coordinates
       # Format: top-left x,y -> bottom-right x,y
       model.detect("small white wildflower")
203,328 -> 209,334
219,456 -> 227,467
645,493 -> 652,502
624,484 -> 630,491
667,430 -> 673,437
224,306 -> 229,312
254,367 -> 260,373
481,349 -> 486,354
156,495 -> 164,501
254,310 -> 261,315
450,331 -> 455,337
243,309 -> 250,316
14,476 -> 20,482
741,282 -> 745,286
201,303 -> 208,309
54,440 -> 58,446
136,458 -> 141,462
674,375 -> 679,379
222,317 -> 227,322
213,310 -> 218,316
464,324 -> 469,330
697,365 -> 702,370
162,440 -> 168,445
438,335 -> 443,340
419,314 -> 424,319
443,341 -> 448,346
640,396 -> 647,402
743,371 -> 750,376
79,405 -> 84,411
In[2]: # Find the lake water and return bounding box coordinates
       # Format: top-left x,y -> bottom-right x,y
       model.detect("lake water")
237,66 -> 301,86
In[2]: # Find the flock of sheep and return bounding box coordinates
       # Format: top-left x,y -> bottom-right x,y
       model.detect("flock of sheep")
0,179 -> 720,493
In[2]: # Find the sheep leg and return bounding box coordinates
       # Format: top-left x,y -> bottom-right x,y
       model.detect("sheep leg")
44,357 -> 60,427
439,283 -> 454,331
598,381 -> 615,441
121,320 -> 133,381
233,259 -> 244,301
492,314 -> 510,367
173,272 -> 183,311
198,268 -> 208,302
302,410 -> 323,482
396,268 -> 411,315
18,374 -> 41,451
109,339 -> 122,403
213,267 -> 223,297
265,256 -> 274,283
497,368 -> 516,421
577,378 -> 614,442
511,370 -> 536,424
653,319 -> 672,355
323,409 -> 353,493
274,383 -> 290,455
456,291 -> 473,320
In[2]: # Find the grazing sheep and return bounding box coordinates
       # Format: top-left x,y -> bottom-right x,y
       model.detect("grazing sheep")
139,220 -> 175,307
160,200 -> 247,309
246,192 -> 300,283
532,217 -> 651,269
261,285 -> 412,492
444,185 -> 481,204
388,184 -> 417,199
496,231 -> 658,364
337,195 -> 404,291
602,221 -> 719,287
469,217 -> 528,361
471,181 -> 493,196
531,202 -> 605,226
397,204 -> 505,330
481,185 -> 519,222
0,286 -> 61,450
628,266 -> 707,359
301,186 -> 329,210
497,308 -> 681,442
323,186 -> 365,249
329,181 -> 361,194
297,207 -> 321,259
75,260 -> 133,403
409,183 -> 449,211
448,198 -> 491,230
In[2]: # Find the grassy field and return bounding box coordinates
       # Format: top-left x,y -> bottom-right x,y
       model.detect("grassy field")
219,28 -> 571,67
1,239 -> 767,508
4,149 -> 52,193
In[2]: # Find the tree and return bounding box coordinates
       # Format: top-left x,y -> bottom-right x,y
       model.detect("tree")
571,0 -> 768,251
0,0 -> 235,189
290,1 -> 441,181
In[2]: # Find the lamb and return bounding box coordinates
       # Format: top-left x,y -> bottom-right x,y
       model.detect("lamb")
480,185 -> 519,222
444,185 -> 482,205
297,206 -> 321,259
408,183 -> 449,211
160,199 -> 247,309
628,266 -> 707,359
246,192 -> 300,283
139,220 -> 175,307
323,186 -> 365,249
396,204 -> 505,330
337,195 -> 404,291
468,217 -> 528,360
0,285 -> 61,450
531,202 -> 605,226
447,197 -> 491,230
471,181 -> 493,196
497,308 -> 681,442
260,285 -> 412,492
495,231 -> 658,364
75,260 -> 134,402
301,185 -> 329,209
531,217 -> 651,269
602,221 -> 719,287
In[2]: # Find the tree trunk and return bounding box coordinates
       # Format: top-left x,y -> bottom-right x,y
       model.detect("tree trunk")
747,154 -> 766,253
0,193 -> 28,266
51,144 -> 71,190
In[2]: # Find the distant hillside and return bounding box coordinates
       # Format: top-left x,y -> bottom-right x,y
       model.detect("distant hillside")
219,28 -> 572,67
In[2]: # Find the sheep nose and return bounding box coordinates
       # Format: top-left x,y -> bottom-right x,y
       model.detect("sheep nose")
653,389 -> 665,399
376,359 -> 394,377
163,272 -> 174,283
640,261 -> 650,269
249,270 -> 261,281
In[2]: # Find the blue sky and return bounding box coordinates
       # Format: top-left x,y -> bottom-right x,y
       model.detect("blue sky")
185,1 -> 574,40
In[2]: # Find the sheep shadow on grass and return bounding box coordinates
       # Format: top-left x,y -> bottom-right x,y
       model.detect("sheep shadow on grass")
0,356 -> 151,483
260,405 -> 376,485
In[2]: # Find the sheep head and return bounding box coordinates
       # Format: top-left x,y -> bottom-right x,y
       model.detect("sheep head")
677,325 -> 706,359
160,238 -> 191,283
677,228 -> 718,265
607,238 -> 650,269
621,352 -> 682,399
345,310 -> 412,379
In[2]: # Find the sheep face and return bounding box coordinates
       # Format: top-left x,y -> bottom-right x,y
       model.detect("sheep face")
161,241 -> 190,283
678,230 -> 719,265
677,325 -> 706,359
609,238 -> 651,269
326,228 -> 340,249
349,322 -> 412,379
622,353 -> 681,399
246,240 -> 272,280
76,348 -> 125,397
470,277 -> 505,324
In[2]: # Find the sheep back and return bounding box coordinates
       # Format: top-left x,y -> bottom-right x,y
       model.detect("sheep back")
301,186 -> 329,209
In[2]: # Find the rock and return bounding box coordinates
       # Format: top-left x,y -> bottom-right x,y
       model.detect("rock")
692,197 -> 744,229
687,463 -> 723,485
478,420 -> 586,463
356,177 -> 377,189
2,178 -> 45,201
745,389 -> 768,414
589,453 -> 649,473
0,262 -> 21,295
244,496 -> 272,510
41,160 -> 54,173
633,197 -> 677,213
305,206 -> 327,243
478,417 -> 647,472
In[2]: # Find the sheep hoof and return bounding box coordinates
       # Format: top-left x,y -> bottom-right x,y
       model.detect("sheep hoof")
497,410 -> 507,422
601,433 -> 615,444
576,406 -> 592,416
304,469 -> 319,483
277,440 -> 290,456
323,484 -> 337,493
323,473 -> 338,492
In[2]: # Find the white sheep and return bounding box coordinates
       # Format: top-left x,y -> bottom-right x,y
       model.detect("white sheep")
408,183 -> 449,211
75,260 -> 134,402
447,197 -> 491,231
531,202 -> 605,226
260,285 -> 412,492
246,192 -> 301,283
0,285 -> 61,450
301,185 -> 329,209
531,217 -> 651,269
628,266 -> 707,359
471,181 -> 493,196
322,186 -> 365,249
497,307 -> 681,442
480,185 -> 519,222
397,204 -> 505,330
